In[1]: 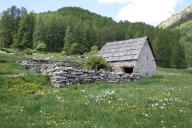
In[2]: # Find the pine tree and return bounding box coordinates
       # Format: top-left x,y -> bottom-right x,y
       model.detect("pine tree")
172,41 -> 186,68
64,26 -> 74,55
14,12 -> 35,49
0,11 -> 13,48
154,29 -> 172,67
0,6 -> 27,48
33,16 -> 46,50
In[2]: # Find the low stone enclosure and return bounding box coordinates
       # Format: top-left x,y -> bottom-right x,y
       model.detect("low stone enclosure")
21,59 -> 140,88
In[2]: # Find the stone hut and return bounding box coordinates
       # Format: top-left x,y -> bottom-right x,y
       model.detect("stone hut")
99,37 -> 156,77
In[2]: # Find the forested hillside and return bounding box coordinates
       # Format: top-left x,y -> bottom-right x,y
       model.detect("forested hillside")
173,21 -> 192,67
159,5 -> 192,67
0,6 -> 188,68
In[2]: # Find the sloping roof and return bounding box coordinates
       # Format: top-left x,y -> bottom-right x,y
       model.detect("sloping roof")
99,37 -> 148,62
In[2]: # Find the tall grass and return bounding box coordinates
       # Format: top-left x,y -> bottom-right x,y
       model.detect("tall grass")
0,52 -> 192,128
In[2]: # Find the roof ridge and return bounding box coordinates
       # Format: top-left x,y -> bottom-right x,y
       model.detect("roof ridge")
106,36 -> 148,45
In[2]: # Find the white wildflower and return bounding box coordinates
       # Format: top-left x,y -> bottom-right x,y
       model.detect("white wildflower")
117,98 -> 123,102
108,100 -> 112,104
160,106 -> 164,109
159,99 -> 163,102
85,100 -> 90,105
179,109 -> 183,112
80,89 -> 86,93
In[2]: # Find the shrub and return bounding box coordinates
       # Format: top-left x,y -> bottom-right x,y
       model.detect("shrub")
1,48 -> 13,53
24,49 -> 33,55
83,51 -> 112,70
91,45 -> 98,52
61,50 -> 66,55
35,41 -> 47,51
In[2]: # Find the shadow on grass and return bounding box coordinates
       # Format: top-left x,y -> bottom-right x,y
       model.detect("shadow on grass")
0,60 -> 6,63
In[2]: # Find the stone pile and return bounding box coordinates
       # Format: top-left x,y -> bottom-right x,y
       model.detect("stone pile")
21,59 -> 53,71
21,59 -> 80,72
22,59 -> 139,88
41,63 -> 139,88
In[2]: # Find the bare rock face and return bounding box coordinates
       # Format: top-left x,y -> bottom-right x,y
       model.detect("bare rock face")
159,5 -> 192,28
22,59 -> 139,88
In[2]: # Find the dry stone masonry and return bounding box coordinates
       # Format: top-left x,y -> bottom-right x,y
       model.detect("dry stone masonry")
99,37 -> 156,77
22,59 -> 139,88
22,59 -> 81,71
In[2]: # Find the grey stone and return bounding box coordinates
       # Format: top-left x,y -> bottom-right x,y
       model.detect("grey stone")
21,59 -> 140,88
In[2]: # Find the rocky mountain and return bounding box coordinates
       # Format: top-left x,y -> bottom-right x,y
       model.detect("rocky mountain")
159,5 -> 192,28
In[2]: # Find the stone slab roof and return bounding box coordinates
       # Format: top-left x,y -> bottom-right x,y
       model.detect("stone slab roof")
99,37 -> 148,62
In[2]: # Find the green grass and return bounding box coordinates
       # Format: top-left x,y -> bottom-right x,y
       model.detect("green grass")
1,48 -> 84,62
0,53 -> 27,75
0,52 -> 192,128
28,52 -> 84,62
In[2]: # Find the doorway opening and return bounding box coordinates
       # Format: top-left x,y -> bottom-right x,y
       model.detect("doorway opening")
123,66 -> 134,74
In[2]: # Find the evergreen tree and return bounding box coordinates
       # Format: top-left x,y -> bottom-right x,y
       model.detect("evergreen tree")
0,11 -> 13,48
33,16 -> 46,50
172,41 -> 186,68
14,12 -> 35,49
64,22 -> 89,55
0,6 -> 27,48
45,15 -> 65,51
33,14 -> 66,51
154,29 -> 172,67
64,26 -> 74,55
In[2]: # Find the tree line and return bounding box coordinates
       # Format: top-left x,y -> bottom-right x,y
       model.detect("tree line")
0,6 -> 187,68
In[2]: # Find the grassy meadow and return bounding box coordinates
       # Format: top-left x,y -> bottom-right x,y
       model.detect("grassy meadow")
0,50 -> 192,128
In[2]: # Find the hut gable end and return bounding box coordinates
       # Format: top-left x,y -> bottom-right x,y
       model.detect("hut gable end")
99,36 -> 156,77
137,42 -> 156,76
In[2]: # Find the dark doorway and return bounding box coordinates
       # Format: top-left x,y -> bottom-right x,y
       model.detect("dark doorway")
123,66 -> 134,74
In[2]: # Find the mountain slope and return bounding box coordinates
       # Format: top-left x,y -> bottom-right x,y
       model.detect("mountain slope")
0,6 -> 188,68
175,20 -> 192,66
159,5 -> 192,28
56,7 -> 117,27
158,5 -> 192,67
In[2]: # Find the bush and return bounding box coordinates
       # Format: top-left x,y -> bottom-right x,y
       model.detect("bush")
24,49 -> 33,55
35,42 -> 47,51
91,45 -> 98,52
61,50 -> 66,55
83,51 -> 112,70
1,48 -> 13,53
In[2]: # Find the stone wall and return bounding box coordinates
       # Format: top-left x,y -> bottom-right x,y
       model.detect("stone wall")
21,59 -> 81,71
111,61 -> 138,73
22,59 -> 139,88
